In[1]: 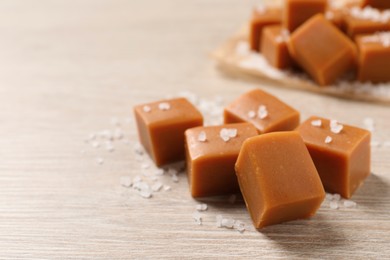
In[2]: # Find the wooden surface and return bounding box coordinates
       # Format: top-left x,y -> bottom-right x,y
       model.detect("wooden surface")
0,0 -> 389,258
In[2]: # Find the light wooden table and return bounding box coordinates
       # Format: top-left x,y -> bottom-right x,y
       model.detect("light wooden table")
0,0 -> 389,258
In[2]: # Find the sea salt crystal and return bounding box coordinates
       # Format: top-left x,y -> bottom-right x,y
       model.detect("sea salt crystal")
120,176 -> 132,187
143,105 -> 151,113
227,128 -> 237,138
332,194 -> 341,201
139,189 -> 152,199
248,110 -> 256,119
171,174 -> 179,183
234,221 -> 246,233
311,119 -> 322,127
154,168 -> 165,176
325,193 -> 333,200
220,128 -> 231,142
221,218 -> 235,229
198,131 -> 207,142
331,123 -> 343,134
193,211 -> 202,225
105,141 -> 114,152
258,105 -> 268,119
330,201 -> 339,209
325,136 -> 333,144
151,182 -> 163,192
158,102 -> 171,111
133,176 -> 142,184
163,185 -> 171,191
343,200 -> 357,208
196,203 -> 208,211
96,157 -> 104,165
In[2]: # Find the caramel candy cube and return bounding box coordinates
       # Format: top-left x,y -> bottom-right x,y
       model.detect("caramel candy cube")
283,0 -> 327,32
261,25 -> 294,69
134,98 -> 203,166
288,14 -> 357,86
224,89 -> 300,134
361,0 -> 390,9
344,7 -> 390,37
296,116 -> 371,198
249,5 -> 282,52
235,132 -> 325,229
356,32 -> 390,83
325,9 -> 345,31
185,123 -> 258,197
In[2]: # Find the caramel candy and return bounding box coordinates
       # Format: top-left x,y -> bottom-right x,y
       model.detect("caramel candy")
325,9 -> 345,31
361,0 -> 390,9
283,0 -> 327,32
296,116 -> 371,198
356,32 -> 390,83
235,132 -> 325,229
249,5 -> 282,52
134,98 -> 203,166
261,25 -> 294,69
185,123 -> 258,197
224,89 -> 300,134
288,14 -> 357,86
344,7 -> 390,37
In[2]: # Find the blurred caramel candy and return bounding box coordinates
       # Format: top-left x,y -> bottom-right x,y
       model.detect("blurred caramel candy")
356,32 -> 390,83
224,89 -> 300,134
344,7 -> 390,37
249,5 -> 282,52
261,25 -> 294,69
283,0 -> 327,32
185,123 -> 258,197
235,131 -> 325,229
288,14 -> 357,86
361,0 -> 390,9
297,116 -> 371,198
134,98 -> 203,166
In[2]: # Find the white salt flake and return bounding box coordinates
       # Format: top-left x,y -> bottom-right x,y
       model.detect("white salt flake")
133,176 -> 142,183
343,200 -> 357,208
139,189 -> 152,199
325,136 -> 333,144
151,182 -> 163,192
325,193 -> 333,200
330,201 -> 339,210
96,157 -> 104,165
331,124 -> 343,134
371,140 -> 381,147
171,174 -> 179,183
193,211 -> 202,225
332,194 -> 341,201
234,221 -> 246,233
248,110 -> 256,119
220,128 -> 231,142
227,128 -> 238,138
221,218 -> 235,229
143,105 -> 151,113
196,203 -> 208,211
154,168 -> 165,176
258,105 -> 268,119
120,176 -> 132,187
163,185 -> 171,191
197,131 -> 207,142
105,141 -> 114,152
158,102 -> 171,111
311,119 -> 322,127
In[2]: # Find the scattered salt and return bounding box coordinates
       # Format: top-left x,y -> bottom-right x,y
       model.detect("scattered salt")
363,117 -> 375,131
105,141 -> 114,152
193,211 -> 202,225
100,130 -> 113,140
158,102 -> 171,111
88,133 -> 96,141
151,182 -> 163,192
258,105 -> 268,119
120,176 -> 132,187
133,176 -> 142,183
325,136 -> 333,144
154,169 -> 165,176
234,221 -> 246,233
330,201 -> 339,209
96,157 -> 104,165
139,189 -> 152,199
196,203 -> 208,211
343,200 -> 357,208
248,110 -> 256,119
332,194 -> 341,201
141,163 -> 150,169
198,131 -> 207,142
220,128 -> 231,142
143,105 -> 151,113
133,143 -> 144,155
311,119 -> 322,127
163,185 -> 171,191
91,141 -> 100,148
221,218 -> 235,229
331,123 -> 343,134
171,174 -> 179,183
227,128 -> 238,138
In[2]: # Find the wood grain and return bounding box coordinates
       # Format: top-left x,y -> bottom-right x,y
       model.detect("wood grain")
0,0 -> 389,258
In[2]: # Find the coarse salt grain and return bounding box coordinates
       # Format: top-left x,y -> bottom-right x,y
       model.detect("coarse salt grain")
154,169 -> 165,176
331,124 -> 343,134
163,185 -> 171,191
248,110 -> 256,119
196,203 -> 208,211
120,176 -> 132,187
158,102 -> 170,111
234,221 -> 246,233
171,174 -> 179,183
133,176 -> 142,183
258,105 -> 268,119
332,193 -> 341,201
330,200 -> 339,209
227,128 -> 238,138
220,128 -> 231,142
325,136 -> 333,144
198,131 -> 207,142
143,105 -> 151,113
193,211 -> 202,225
96,157 -> 104,165
151,182 -> 163,192
221,218 -> 235,229
343,200 -> 357,208
311,119 -> 322,127
139,189 -> 152,199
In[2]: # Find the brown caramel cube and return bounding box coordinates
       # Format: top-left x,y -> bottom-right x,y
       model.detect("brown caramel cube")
224,89 -> 300,134
325,9 -> 345,31
283,0 -> 327,32
356,32 -> 390,83
288,14 -> 357,86
362,0 -> 390,9
344,7 -> 390,37
261,25 -> 294,69
249,5 -> 282,52
235,132 -> 325,229
296,116 -> 371,198
134,98 -> 203,166
185,123 -> 258,197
